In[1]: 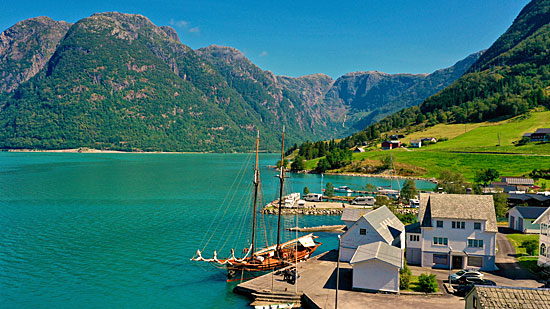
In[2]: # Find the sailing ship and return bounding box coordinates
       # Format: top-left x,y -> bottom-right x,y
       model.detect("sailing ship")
191,128 -> 321,281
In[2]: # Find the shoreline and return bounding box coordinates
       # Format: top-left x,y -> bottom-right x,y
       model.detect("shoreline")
4,148 -> 438,183
2,148 -> 213,154
323,171 -> 438,183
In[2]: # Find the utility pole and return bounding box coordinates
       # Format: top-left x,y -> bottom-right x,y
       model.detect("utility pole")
336,235 -> 341,309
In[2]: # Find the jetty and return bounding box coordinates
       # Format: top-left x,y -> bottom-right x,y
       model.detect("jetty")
234,250 -> 461,309
287,225 -> 346,233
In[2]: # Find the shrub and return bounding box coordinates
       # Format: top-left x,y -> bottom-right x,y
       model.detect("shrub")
418,273 -> 438,293
399,264 -> 412,290
522,239 -> 539,256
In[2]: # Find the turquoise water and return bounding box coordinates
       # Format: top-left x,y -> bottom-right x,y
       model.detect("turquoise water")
0,153 -> 433,308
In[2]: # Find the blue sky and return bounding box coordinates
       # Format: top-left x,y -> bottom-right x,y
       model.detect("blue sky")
0,0 -> 530,78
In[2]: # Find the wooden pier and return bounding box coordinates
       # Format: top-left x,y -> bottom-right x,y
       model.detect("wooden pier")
234,250 -> 462,308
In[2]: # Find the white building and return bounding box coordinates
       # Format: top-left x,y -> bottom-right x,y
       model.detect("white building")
340,206 -> 404,262
406,194 -> 497,271
350,242 -> 403,293
507,206 -> 547,234
410,139 -> 422,148
534,207 -> 550,267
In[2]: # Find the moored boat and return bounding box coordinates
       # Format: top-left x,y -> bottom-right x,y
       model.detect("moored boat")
191,128 -> 321,281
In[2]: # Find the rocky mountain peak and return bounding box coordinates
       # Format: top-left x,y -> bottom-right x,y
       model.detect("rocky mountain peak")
0,16 -> 71,92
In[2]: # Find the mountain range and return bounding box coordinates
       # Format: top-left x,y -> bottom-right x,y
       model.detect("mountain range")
339,0 -> 550,149
0,12 -> 479,152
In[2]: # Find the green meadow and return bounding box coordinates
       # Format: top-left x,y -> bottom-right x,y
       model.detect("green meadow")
305,111 -> 550,181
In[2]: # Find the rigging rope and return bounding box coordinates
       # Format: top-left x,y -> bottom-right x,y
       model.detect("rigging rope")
198,153 -> 253,252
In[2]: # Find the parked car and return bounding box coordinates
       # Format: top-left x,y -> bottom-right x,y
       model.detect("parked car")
448,270 -> 484,283
458,277 -> 495,286
351,196 -> 375,206
455,279 -> 496,296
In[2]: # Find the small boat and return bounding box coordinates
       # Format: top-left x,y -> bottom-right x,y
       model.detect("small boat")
334,186 -> 352,193
191,128 -> 321,281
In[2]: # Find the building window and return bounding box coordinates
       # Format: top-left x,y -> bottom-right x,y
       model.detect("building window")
436,220 -> 443,228
433,237 -> 448,246
359,228 -> 366,235
542,223 -> 548,236
542,243 -> 547,257
474,222 -> 481,230
433,254 -> 448,265
452,221 -> 465,229
468,256 -> 483,267
409,234 -> 419,242
468,239 -> 484,248
473,296 -> 478,309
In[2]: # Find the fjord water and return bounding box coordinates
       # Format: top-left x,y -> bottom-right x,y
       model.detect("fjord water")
0,153 -> 433,308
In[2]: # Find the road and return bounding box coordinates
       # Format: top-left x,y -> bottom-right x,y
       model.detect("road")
493,228 -> 539,283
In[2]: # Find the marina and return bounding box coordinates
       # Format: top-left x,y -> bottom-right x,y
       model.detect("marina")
0,152 -> 433,308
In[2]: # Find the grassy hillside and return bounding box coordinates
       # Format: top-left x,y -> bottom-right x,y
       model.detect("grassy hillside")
404,110 -> 550,153
304,110 -> 550,181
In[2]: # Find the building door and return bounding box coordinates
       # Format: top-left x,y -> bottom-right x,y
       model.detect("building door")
510,216 -> 515,229
452,256 -> 463,269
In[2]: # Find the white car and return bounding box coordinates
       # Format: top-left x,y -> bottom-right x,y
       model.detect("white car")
448,270 -> 484,283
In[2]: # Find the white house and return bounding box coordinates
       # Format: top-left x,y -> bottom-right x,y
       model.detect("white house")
406,194 -> 497,271
410,139 -> 422,148
533,207 -> 550,267
350,242 -> 403,293
340,206 -> 404,262
507,206 -> 548,233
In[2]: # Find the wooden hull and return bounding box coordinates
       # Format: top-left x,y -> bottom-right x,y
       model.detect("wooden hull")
224,242 -> 321,281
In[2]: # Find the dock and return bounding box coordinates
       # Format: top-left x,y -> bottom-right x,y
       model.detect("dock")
235,250 -> 463,308
288,225 -> 346,233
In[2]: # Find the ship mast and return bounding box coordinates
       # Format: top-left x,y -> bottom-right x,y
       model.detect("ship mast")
251,130 -> 260,256
276,126 -> 285,256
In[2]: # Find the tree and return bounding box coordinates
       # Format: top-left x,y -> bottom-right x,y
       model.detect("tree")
276,159 -> 289,169
493,192 -> 508,218
365,183 -> 377,193
400,179 -> 418,201
436,170 -> 467,194
303,186 -> 310,195
290,155 -> 306,171
399,263 -> 412,290
418,274 -> 438,293
325,182 -> 334,197
374,195 -> 390,209
397,212 -> 418,225
380,154 -> 392,170
474,168 -> 500,186
315,158 -> 331,173
522,239 -> 539,256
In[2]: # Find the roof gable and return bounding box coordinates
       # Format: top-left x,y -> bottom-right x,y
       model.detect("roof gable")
534,128 -> 550,134
511,206 -> 548,219
341,208 -> 371,222
419,194 -> 497,232
534,206 -> 550,224
363,206 -> 404,243
350,241 -> 402,268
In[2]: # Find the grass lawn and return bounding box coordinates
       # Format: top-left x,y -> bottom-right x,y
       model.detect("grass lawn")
403,275 -> 439,293
506,234 -> 540,256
